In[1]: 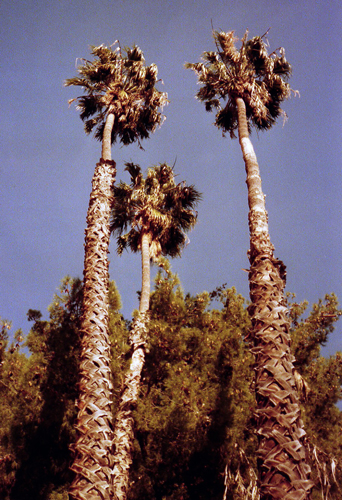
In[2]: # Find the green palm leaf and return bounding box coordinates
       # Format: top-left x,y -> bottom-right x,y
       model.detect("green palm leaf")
186,29 -> 297,136
65,43 -> 168,145
110,164 -> 201,261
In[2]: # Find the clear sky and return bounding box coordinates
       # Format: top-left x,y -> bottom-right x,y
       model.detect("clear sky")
1,0 -> 341,360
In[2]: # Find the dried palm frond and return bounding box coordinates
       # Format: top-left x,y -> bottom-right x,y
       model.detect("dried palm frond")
308,441 -> 340,500
223,445 -> 260,500
65,43 -> 168,147
294,369 -> 311,401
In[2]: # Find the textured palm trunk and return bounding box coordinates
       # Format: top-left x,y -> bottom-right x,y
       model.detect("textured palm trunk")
69,113 -> 116,500
112,231 -> 151,500
236,97 -> 313,500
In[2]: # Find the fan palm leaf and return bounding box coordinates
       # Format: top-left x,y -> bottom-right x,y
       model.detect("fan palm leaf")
111,162 -> 200,261
186,29 -> 295,138
65,43 -> 168,147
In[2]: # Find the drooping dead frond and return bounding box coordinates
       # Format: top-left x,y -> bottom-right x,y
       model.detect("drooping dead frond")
294,369 -> 311,401
307,441 -> 340,500
149,239 -> 162,262
215,30 -> 240,65
223,445 -> 260,500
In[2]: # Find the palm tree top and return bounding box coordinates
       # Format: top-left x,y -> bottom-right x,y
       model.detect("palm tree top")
110,162 -> 201,261
186,29 -> 298,137
65,42 -> 168,146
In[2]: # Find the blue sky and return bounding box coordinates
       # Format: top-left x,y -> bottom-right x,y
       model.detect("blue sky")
1,0 -> 341,361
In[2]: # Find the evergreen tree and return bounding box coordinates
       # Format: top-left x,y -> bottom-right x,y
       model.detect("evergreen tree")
0,318 -> 48,499
1,275 -> 341,500
0,278 -> 127,500
186,30 -> 312,499
65,43 -> 167,500
126,264 -> 255,500
289,293 -> 342,500
0,318 -> 23,499
8,278 -> 82,500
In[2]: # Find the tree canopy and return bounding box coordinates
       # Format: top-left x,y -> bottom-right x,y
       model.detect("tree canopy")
111,162 -> 201,261
1,272 -> 341,500
65,43 -> 168,146
186,29 -> 297,137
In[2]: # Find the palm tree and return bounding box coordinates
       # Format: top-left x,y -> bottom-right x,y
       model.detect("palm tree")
64,44 -> 167,500
110,162 -> 201,500
186,30 -> 314,500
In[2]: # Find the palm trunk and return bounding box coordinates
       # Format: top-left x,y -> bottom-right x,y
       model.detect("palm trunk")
112,231 -> 151,500
69,113 -> 116,500
236,97 -> 313,500
139,231 -> 151,314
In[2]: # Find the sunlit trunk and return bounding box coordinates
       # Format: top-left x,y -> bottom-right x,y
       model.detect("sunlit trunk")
139,232 -> 151,314
112,231 -> 151,500
102,112 -> 115,160
236,97 -> 313,500
69,113 -> 116,500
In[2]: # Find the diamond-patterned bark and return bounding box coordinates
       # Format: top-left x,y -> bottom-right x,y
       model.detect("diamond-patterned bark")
69,158 -> 116,500
248,252 -> 313,499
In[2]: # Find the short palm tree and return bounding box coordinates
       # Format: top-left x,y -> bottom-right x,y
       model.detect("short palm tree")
187,31 -> 313,500
65,44 -> 167,500
110,162 -> 201,500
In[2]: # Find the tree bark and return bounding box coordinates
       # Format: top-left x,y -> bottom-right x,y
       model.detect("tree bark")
102,112 -> 115,161
69,113 -> 116,500
112,232 -> 151,500
236,97 -> 313,500
139,232 -> 151,314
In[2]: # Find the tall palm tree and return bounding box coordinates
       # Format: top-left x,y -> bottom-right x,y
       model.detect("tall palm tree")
186,31 -> 314,500
64,44 -> 167,500
110,162 -> 201,500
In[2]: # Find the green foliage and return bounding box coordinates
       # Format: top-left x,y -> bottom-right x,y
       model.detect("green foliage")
125,278 -> 342,500
288,293 -> 342,500
127,266 -> 255,500
65,43 -> 168,146
0,277 -> 127,500
0,318 -> 24,499
1,275 -> 342,499
186,29 -> 296,137
7,277 -> 83,500
0,317 -> 10,363
290,293 -> 341,369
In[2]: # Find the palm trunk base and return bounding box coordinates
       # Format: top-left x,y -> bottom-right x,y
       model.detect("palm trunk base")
248,254 -> 314,500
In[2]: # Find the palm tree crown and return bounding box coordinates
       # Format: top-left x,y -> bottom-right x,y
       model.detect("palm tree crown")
110,162 -> 201,261
65,43 -> 168,146
186,30 -> 296,137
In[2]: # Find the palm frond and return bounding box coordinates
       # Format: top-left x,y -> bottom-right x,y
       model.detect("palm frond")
65,42 -> 168,145
124,162 -> 142,186
84,117 -> 101,135
116,234 -> 130,255
76,95 -> 104,121
110,163 -> 200,260
186,29 -> 297,136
